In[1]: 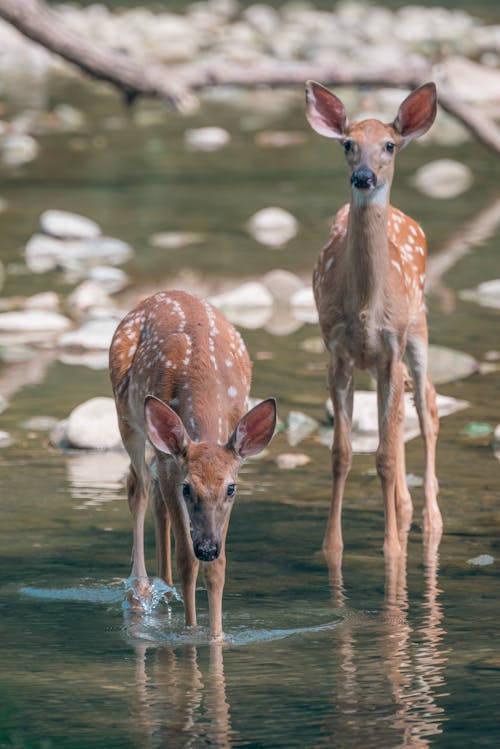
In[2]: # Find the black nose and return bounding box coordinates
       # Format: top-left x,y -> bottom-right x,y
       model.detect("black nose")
194,539 -> 220,562
351,169 -> 377,189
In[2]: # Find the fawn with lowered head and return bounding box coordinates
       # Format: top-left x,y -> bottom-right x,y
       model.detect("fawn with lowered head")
305,81 -> 442,558
109,290 -> 276,639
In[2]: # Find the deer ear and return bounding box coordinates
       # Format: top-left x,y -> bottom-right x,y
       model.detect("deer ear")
227,398 -> 277,459
144,396 -> 189,457
392,82 -> 437,148
305,80 -> 348,139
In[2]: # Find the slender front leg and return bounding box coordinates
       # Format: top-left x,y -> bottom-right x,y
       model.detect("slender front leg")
203,552 -> 226,640
376,357 -> 405,557
407,333 -> 442,538
324,354 -> 354,556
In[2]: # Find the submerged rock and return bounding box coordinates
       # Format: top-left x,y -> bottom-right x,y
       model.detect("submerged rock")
428,345 -> 478,384
66,281 -> 114,318
0,310 -> 71,333
184,127 -> 230,151
290,286 -> 318,323
287,410 -> 319,447
209,281 -> 274,310
25,234 -> 133,273
23,291 -> 60,311
58,397 -> 122,450
324,390 -> 469,453
1,134 -> 39,166
86,265 -> 129,293
412,159 -> 473,199
460,279 -> 500,311
40,209 -> 101,239
261,269 -> 304,302
57,318 -> 118,351
275,452 -> 312,469
247,207 -> 298,247
467,554 -> 495,566
149,231 -> 205,250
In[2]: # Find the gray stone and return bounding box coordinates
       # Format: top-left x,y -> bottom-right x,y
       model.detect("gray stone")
247,207 -> 298,247
275,452 -> 312,469
57,318 -> 117,351
184,127 -> 230,151
23,291 -> 60,311
467,554 -> 495,566
87,265 -> 129,293
261,269 -> 304,302
412,159 -> 473,199
40,209 -> 101,239
0,310 -> 71,333
1,134 -> 39,166
65,397 -> 121,450
287,410 -> 319,447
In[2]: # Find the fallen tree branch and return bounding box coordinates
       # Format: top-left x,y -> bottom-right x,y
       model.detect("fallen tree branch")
1,0 -> 500,154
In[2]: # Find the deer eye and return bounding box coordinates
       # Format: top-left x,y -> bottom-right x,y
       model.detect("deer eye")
227,484 -> 236,498
182,482 -> 191,498
385,141 -> 395,153
343,140 -> 352,153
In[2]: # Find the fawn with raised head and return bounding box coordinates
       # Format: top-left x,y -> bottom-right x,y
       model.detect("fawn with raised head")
305,81 -> 442,557
109,290 -> 276,639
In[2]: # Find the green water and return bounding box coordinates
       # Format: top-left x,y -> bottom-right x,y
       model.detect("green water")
1,69 -> 499,749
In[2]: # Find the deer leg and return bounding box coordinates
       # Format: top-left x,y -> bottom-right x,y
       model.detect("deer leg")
323,355 -> 354,556
152,479 -> 173,587
203,520 -> 230,640
395,367 -> 413,533
119,423 -> 151,597
377,358 -> 405,557
203,553 -> 226,641
407,335 -> 442,538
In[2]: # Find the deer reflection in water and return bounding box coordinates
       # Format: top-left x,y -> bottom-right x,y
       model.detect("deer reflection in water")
126,621 -> 235,749
321,530 -> 447,749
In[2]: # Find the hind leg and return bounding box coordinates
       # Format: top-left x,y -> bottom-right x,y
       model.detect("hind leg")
395,369 -> 413,533
153,478 -> 173,587
407,333 -> 442,537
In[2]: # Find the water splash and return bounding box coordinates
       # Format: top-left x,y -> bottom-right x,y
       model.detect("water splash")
122,576 -> 181,615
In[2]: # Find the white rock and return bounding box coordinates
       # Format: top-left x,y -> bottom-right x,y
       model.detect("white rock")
21,416 -> 59,431
23,291 -> 59,311
325,390 -> 469,453
0,310 -> 71,332
428,345 -> 478,384
261,269 -> 304,302
149,231 -> 205,250
25,234 -> 133,273
1,134 -> 39,166
287,410 -> 319,446
65,397 -> 121,450
467,554 -> 495,566
413,159 -> 473,199
87,265 -> 129,293
460,279 -> 500,311
184,126 -> 230,151
275,452 -> 312,469
247,207 -> 298,247
57,318 -> 117,351
209,281 -> 273,310
290,286 -> 318,323
40,210 -> 101,239
0,431 -> 14,447
67,281 -> 113,317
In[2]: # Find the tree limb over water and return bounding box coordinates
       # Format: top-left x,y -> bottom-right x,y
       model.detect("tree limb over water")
1,0 -> 500,154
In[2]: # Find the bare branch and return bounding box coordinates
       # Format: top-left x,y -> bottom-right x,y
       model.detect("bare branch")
1,0 -> 500,154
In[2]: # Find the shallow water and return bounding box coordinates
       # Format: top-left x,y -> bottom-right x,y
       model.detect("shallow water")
1,69 -> 500,748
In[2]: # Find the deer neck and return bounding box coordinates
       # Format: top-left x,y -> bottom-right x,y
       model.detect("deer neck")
345,186 -> 390,313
